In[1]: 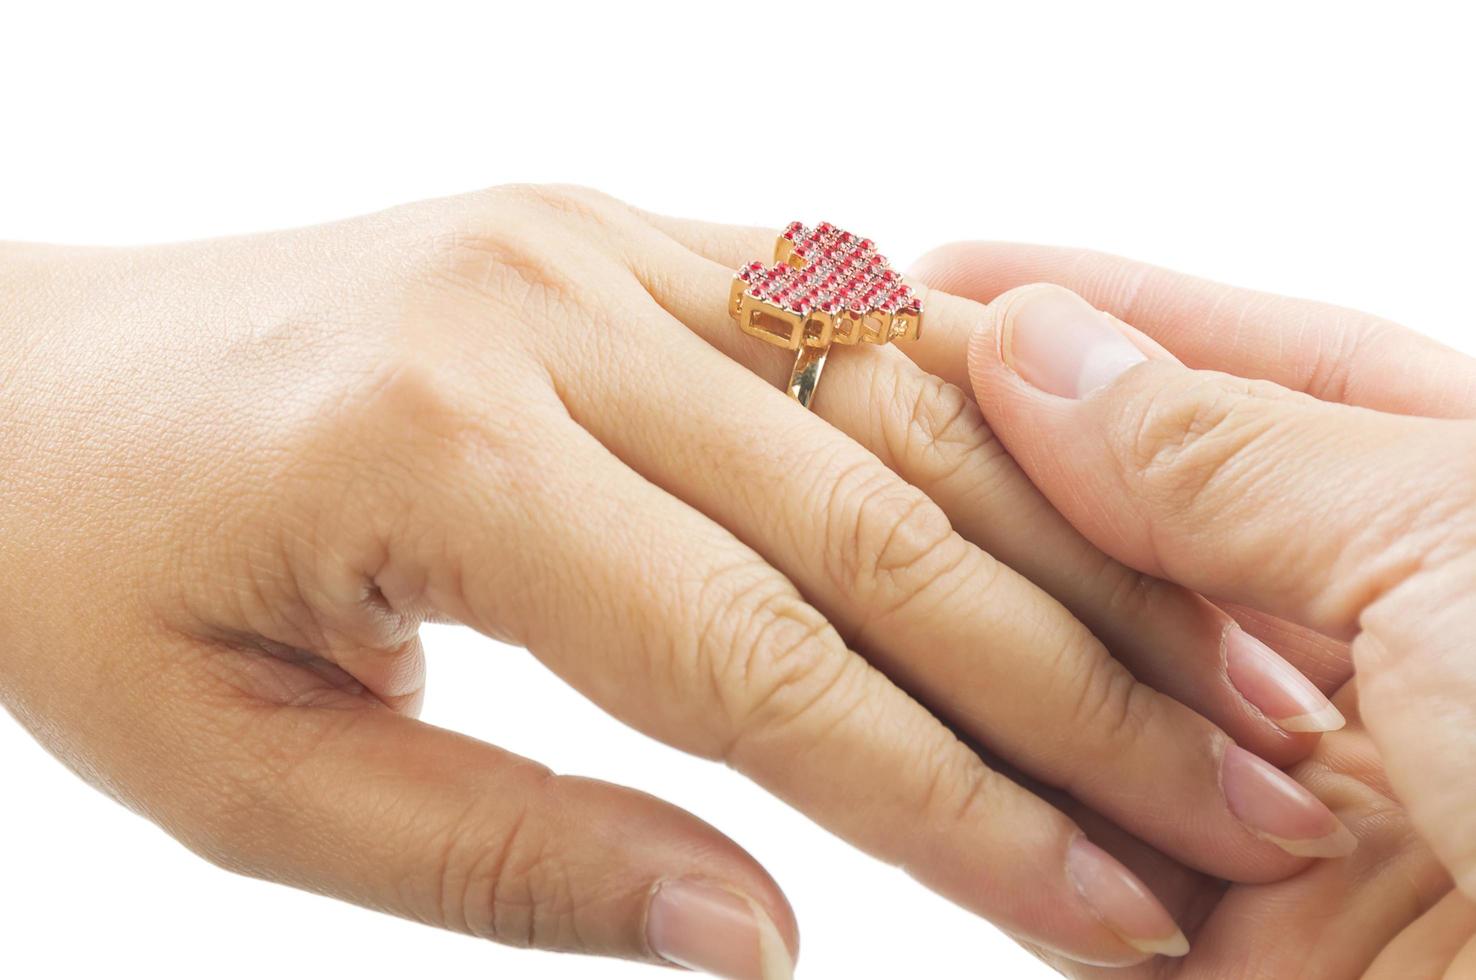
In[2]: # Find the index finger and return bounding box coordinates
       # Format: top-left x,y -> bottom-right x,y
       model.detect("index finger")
909,241 -> 1476,418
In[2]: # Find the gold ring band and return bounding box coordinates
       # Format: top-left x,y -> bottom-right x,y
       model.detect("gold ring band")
786,344 -> 829,409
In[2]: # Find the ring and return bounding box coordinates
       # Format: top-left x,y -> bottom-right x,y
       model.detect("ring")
729,221 -> 923,409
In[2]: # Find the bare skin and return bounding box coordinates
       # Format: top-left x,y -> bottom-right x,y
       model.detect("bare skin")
914,242 -> 1476,976
0,187 -> 1352,978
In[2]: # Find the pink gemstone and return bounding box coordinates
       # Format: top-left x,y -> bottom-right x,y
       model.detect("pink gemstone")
858,238 -> 874,251
839,231 -> 854,244
817,221 -> 834,234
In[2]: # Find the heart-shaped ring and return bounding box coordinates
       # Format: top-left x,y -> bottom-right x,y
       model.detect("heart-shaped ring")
729,221 -> 923,408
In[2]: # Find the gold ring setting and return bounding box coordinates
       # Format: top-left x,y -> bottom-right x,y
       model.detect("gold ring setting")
729,221 -> 923,409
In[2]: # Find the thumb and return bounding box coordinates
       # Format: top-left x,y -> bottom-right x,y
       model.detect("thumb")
965,283 -> 1476,898
965,283 -> 1467,640
163,688 -> 798,980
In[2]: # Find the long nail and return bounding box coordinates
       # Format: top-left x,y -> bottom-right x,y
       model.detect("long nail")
1221,745 -> 1357,858
999,286 -> 1148,397
1224,627 -> 1345,733
646,879 -> 794,980
1065,837 -> 1189,958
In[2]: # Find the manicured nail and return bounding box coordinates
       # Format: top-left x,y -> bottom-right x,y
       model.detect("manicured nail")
1065,837 -> 1189,958
999,286 -> 1148,397
1221,745 -> 1357,858
1224,627 -> 1345,734
646,879 -> 794,980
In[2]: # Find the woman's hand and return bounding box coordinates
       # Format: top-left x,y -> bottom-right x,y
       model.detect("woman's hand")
915,241 -> 1476,974
0,188 -> 1346,977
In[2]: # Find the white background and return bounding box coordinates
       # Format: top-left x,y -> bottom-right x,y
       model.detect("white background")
2,3 -> 1473,978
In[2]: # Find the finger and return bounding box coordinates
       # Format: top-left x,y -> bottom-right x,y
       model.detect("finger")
630,208 -> 774,270
964,281 -> 1468,640
1365,889 -> 1476,980
410,401 -> 1184,967
964,282 -> 1476,896
159,642 -> 798,980
636,216 -> 1343,757
1218,601 -> 1351,694
569,258 -> 1357,882
911,241 -> 1476,417
1162,732 -> 1450,980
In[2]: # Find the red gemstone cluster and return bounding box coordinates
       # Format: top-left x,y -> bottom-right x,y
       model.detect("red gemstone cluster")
735,221 -> 922,318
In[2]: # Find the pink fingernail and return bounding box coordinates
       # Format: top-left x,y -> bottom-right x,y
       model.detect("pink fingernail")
1065,837 -> 1189,958
1000,286 -> 1147,398
1221,745 -> 1357,858
1224,628 -> 1345,734
646,879 -> 793,980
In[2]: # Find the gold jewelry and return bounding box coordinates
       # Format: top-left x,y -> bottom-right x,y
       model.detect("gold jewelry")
729,222 -> 923,409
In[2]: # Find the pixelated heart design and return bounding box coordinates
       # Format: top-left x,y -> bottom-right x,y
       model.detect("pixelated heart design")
729,221 -> 923,351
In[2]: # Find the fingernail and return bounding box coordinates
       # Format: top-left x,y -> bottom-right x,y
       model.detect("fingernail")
1221,745 -> 1357,858
647,879 -> 794,980
1065,837 -> 1189,958
999,286 -> 1148,397
1224,628 -> 1346,734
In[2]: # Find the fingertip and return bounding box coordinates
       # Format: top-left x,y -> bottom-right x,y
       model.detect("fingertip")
646,878 -> 797,980
1064,836 -> 1190,963
966,282 -> 1076,402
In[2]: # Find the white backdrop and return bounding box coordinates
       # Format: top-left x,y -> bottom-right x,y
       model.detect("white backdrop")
2,3 -> 1472,978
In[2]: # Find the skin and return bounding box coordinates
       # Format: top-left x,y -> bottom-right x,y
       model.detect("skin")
0,185 -> 1347,976
912,241 -> 1476,976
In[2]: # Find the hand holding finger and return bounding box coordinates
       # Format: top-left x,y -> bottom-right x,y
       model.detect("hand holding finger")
961,279 -> 1476,901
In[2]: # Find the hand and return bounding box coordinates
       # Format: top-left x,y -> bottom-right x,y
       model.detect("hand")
915,241 -> 1476,973
0,188 -> 1344,977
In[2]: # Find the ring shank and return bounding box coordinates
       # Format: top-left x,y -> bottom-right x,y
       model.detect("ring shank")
787,345 -> 829,409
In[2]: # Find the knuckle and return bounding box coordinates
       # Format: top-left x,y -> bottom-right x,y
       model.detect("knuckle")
823,460 -> 963,616
883,365 -> 1004,487
443,773 -> 581,949
484,182 -> 623,234
696,573 -> 857,759
1094,556 -> 1165,624
419,222 -> 583,314
917,738 -> 999,826
1301,303 -> 1394,404
347,354 -> 517,475
1117,371 -> 1275,511
1062,652 -> 1159,769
